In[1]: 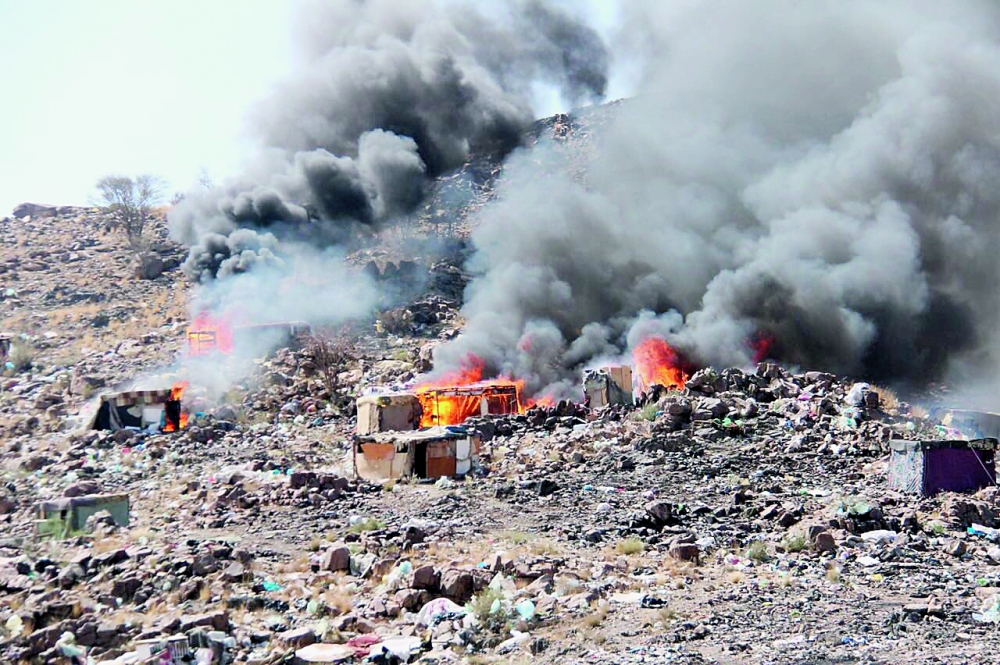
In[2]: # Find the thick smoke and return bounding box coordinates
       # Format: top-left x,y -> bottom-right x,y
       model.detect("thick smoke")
169,0 -> 609,281
435,0 -> 1000,398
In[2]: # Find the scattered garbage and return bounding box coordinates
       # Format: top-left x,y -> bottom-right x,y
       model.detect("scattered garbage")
974,595 -> 1000,624
968,524 -> 1000,541
375,636 -> 422,660
515,599 -> 536,620
417,598 -> 467,627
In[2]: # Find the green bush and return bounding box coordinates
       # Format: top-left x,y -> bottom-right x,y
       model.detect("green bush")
636,403 -> 658,422
9,344 -> 34,372
348,518 -> 385,534
783,533 -> 808,553
746,541 -> 768,562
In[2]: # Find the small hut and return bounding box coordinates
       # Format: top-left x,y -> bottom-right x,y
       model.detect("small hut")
355,393 -> 422,435
354,426 -> 480,481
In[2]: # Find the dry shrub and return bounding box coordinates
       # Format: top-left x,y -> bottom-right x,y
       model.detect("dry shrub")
872,385 -> 900,411
726,570 -> 747,585
306,332 -> 355,404
582,601 -> 609,627
324,585 -> 354,615
615,537 -> 645,555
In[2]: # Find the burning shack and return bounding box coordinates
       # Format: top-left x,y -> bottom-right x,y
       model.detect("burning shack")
354,426 -> 480,481
187,313 -> 312,357
353,377 -> 518,479
86,384 -> 188,432
416,383 -> 519,427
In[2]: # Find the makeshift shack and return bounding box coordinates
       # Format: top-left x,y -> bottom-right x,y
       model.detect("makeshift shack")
584,366 -> 633,408
417,384 -> 519,427
939,410 -> 1000,440
888,438 -> 996,496
87,388 -> 183,431
187,319 -> 313,357
38,493 -> 130,534
354,426 -> 480,481
356,393 -> 422,435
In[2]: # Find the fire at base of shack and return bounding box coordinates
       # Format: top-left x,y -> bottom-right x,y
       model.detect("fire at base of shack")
187,314 -> 312,357
354,426 -> 480,481
85,385 -> 189,433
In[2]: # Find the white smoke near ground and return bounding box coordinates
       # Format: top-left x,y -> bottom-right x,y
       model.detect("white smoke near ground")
433,0 -> 1000,402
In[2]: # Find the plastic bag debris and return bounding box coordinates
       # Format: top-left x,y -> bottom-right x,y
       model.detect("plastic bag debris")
416,598 -> 466,626
5,614 -> 23,637
496,630 -> 531,654
974,595 -> 1000,623
968,524 -> 1000,541
845,383 -> 870,406
56,631 -> 85,658
377,636 -> 422,659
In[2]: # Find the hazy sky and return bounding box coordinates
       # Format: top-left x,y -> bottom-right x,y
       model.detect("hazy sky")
0,0 -> 621,217
0,0 -> 295,216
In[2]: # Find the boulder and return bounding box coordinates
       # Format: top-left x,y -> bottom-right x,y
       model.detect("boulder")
440,568 -> 474,602
133,251 -> 164,280
322,545 -> 351,572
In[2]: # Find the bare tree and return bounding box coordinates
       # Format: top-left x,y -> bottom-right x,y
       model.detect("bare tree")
95,174 -> 164,247
306,332 -> 355,407
196,167 -> 214,190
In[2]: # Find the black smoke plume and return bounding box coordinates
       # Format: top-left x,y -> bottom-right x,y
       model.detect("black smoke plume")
170,0 -> 609,281
433,0 -> 1000,399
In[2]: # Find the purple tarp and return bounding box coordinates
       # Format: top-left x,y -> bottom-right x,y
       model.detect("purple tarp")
888,439 -> 996,496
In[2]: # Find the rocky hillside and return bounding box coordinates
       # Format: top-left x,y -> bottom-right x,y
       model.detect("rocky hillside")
3,108 -> 1000,663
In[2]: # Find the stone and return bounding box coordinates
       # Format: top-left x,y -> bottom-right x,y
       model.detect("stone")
276,626 -> 316,649
322,545 -> 351,572
133,251 -> 164,279
192,553 -> 220,576
222,562 -> 246,582
112,576 -> 142,600
179,611 -> 229,633
946,539 -> 967,557
645,500 -> 675,524
393,588 -> 429,611
536,479 -> 558,497
812,531 -> 837,553
440,568 -> 474,603
57,563 -> 86,589
668,543 -> 701,564
412,565 -> 440,591
63,481 -> 100,498
84,510 -> 117,531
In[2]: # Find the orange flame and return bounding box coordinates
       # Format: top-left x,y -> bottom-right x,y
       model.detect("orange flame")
632,337 -> 690,394
187,313 -> 234,356
525,395 -> 557,410
413,354 -> 523,427
164,381 -> 189,432
750,330 -> 776,364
